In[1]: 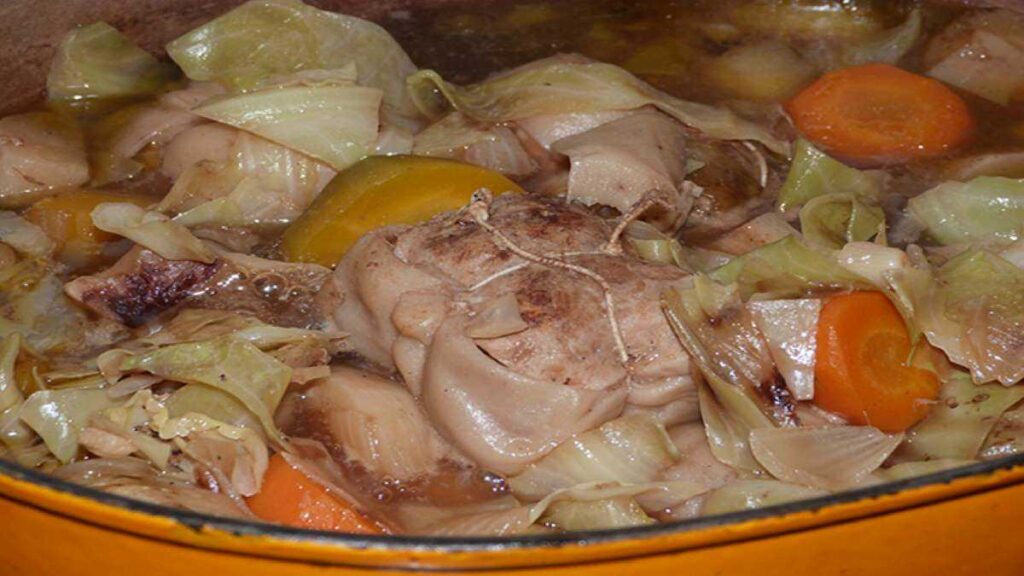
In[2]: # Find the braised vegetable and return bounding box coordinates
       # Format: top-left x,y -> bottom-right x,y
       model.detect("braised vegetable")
246,454 -> 385,533
786,64 -> 973,164
7,0 -> 1024,537
282,155 -> 522,266
814,292 -> 940,432
23,190 -> 151,268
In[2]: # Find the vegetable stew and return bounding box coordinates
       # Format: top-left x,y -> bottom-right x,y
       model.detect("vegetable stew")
1,0 -> 1023,536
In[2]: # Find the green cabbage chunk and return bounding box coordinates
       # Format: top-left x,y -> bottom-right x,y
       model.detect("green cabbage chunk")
166,0 -> 420,128
907,176 -> 1024,245
777,139 -> 880,212
193,75 -> 382,171
710,236 -> 869,299
799,193 -> 884,250
540,497 -> 655,531
162,132 -> 329,231
20,388 -> 115,463
900,371 -> 1024,461
47,22 -> 169,102
407,54 -> 788,155
508,415 -> 680,501
890,249 -> 1024,385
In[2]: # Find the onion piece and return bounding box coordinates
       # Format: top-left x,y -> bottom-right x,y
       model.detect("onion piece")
748,299 -> 821,401
541,497 -> 655,531
701,479 -> 827,515
750,426 -> 903,491
508,414 -> 680,501
874,459 -> 975,482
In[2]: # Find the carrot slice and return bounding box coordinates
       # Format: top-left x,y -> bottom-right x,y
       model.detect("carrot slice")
786,63 -> 973,164
814,291 -> 940,433
246,454 -> 386,534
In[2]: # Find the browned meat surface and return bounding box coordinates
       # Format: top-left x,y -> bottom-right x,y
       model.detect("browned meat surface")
65,247 -> 334,328
329,194 -> 694,474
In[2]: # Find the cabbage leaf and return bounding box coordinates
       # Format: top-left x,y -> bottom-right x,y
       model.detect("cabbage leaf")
407,54 -> 788,155
103,336 -> 292,446
20,388 -> 115,463
899,371 -> 1024,461
508,415 -> 680,501
799,193 -> 884,250
907,176 -> 1024,245
161,132 -> 331,230
0,333 -> 31,449
91,203 -> 216,263
47,22 -> 168,102
777,139 -> 880,212
701,479 -> 827,515
710,236 -> 869,299
166,0 -> 420,127
750,426 -> 902,490
194,76 -> 381,171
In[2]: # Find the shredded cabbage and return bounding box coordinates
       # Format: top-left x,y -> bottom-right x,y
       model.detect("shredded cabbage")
907,176 -> 1024,245
407,54 -> 788,155
101,336 -> 292,446
47,22 -> 168,102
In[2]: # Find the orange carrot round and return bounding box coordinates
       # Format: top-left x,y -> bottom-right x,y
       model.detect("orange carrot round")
814,291 -> 940,433
786,64 -> 973,164
246,454 -> 386,534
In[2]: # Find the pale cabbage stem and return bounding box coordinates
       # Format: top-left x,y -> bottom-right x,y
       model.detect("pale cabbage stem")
465,190 -> 633,378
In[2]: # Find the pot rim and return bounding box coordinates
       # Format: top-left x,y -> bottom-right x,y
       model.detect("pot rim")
2,453 -> 1022,551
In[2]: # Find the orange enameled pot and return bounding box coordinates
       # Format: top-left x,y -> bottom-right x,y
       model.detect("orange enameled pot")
1,1 -> 1024,574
